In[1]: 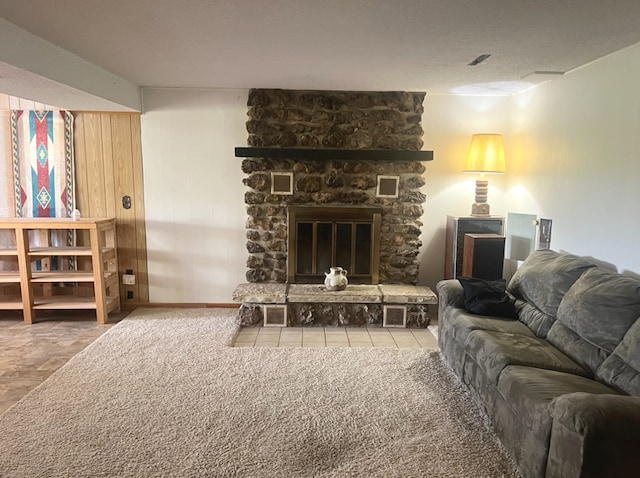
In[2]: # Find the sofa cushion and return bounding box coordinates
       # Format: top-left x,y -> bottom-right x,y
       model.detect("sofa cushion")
597,318 -> 640,395
507,250 -> 595,337
446,308 -> 534,345
498,365 -> 616,442
458,277 -> 518,318
546,323 -> 609,378
464,330 -> 588,384
548,269 -> 640,374
513,299 -> 557,339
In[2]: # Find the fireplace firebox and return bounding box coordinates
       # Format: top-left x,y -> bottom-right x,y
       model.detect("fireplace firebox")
287,206 -> 381,284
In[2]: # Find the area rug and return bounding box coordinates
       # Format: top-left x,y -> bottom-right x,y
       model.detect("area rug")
0,309 -> 522,478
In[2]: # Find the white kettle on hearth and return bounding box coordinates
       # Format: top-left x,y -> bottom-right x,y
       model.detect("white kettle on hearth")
325,267 -> 348,291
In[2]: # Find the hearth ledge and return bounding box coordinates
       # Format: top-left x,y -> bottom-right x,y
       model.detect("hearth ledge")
232,283 -> 437,305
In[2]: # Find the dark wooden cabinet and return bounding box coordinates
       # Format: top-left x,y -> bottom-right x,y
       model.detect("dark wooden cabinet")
445,216 -> 504,279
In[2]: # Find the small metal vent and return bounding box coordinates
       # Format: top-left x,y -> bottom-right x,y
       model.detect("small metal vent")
521,70 -> 565,79
468,54 -> 491,66
383,305 -> 407,328
263,305 -> 287,327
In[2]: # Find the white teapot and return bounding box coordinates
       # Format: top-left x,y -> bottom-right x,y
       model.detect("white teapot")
325,266 -> 348,291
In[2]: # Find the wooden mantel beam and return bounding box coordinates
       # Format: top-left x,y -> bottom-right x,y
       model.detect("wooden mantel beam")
235,147 -> 433,162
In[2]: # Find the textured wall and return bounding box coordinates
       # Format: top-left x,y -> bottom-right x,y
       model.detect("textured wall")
242,89 -> 428,285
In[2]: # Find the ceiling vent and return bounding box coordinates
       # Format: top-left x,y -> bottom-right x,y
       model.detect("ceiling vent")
521,70 -> 565,79
468,54 -> 491,66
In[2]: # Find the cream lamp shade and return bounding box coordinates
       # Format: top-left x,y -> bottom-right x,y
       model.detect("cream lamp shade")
464,134 -> 506,174
464,134 -> 506,216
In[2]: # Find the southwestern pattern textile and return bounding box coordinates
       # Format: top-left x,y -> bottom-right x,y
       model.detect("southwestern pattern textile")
10,110 -> 74,219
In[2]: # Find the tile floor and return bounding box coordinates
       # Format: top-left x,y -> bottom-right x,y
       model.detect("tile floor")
0,310 -> 128,414
233,326 -> 439,349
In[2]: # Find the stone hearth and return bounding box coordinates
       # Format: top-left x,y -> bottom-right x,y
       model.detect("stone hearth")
233,283 -> 437,328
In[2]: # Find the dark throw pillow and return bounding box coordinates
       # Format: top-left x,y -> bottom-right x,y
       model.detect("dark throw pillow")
458,277 -> 518,319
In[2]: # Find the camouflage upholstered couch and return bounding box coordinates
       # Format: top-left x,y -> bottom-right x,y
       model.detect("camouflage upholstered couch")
437,250 -> 640,478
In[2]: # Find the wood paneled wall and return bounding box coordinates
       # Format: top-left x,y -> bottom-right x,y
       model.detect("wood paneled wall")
73,113 -> 149,305
1,94 -> 149,306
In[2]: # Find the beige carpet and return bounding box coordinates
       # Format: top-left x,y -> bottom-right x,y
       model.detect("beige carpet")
0,308 -> 522,478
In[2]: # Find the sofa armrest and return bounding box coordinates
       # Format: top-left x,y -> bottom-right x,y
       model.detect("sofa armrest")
550,392 -> 640,434
436,279 -> 465,309
546,392 -> 640,478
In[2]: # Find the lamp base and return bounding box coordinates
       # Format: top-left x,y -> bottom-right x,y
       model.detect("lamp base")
470,202 -> 491,216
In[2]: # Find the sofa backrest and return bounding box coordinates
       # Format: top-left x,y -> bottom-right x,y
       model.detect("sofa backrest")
547,268 -> 640,376
507,250 -> 595,337
597,317 -> 640,396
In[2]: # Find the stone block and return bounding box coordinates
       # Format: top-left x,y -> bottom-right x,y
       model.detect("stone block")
379,284 -> 438,305
287,284 -> 382,303
232,283 -> 288,304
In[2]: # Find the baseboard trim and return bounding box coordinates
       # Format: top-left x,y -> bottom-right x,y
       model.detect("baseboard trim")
121,303 -> 239,311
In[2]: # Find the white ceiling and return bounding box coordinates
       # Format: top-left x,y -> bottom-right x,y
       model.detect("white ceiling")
2,0 -> 640,111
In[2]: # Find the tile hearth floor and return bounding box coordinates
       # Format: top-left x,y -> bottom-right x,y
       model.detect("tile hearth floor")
233,326 -> 439,349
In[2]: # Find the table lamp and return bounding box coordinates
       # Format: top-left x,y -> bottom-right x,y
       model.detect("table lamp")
464,133 -> 506,216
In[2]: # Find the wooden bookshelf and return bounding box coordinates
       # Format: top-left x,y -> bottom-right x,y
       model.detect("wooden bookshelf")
0,218 -> 120,324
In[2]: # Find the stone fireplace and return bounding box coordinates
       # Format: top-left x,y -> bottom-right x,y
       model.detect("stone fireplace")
234,89 -> 437,327
240,89 -> 431,285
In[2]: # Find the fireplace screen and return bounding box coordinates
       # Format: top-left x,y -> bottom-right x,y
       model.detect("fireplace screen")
287,206 -> 381,284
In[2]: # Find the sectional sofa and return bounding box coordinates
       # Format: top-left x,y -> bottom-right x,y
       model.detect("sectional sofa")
437,250 -> 640,478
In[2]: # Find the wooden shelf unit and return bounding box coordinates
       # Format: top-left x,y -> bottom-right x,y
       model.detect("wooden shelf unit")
0,218 -> 120,324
